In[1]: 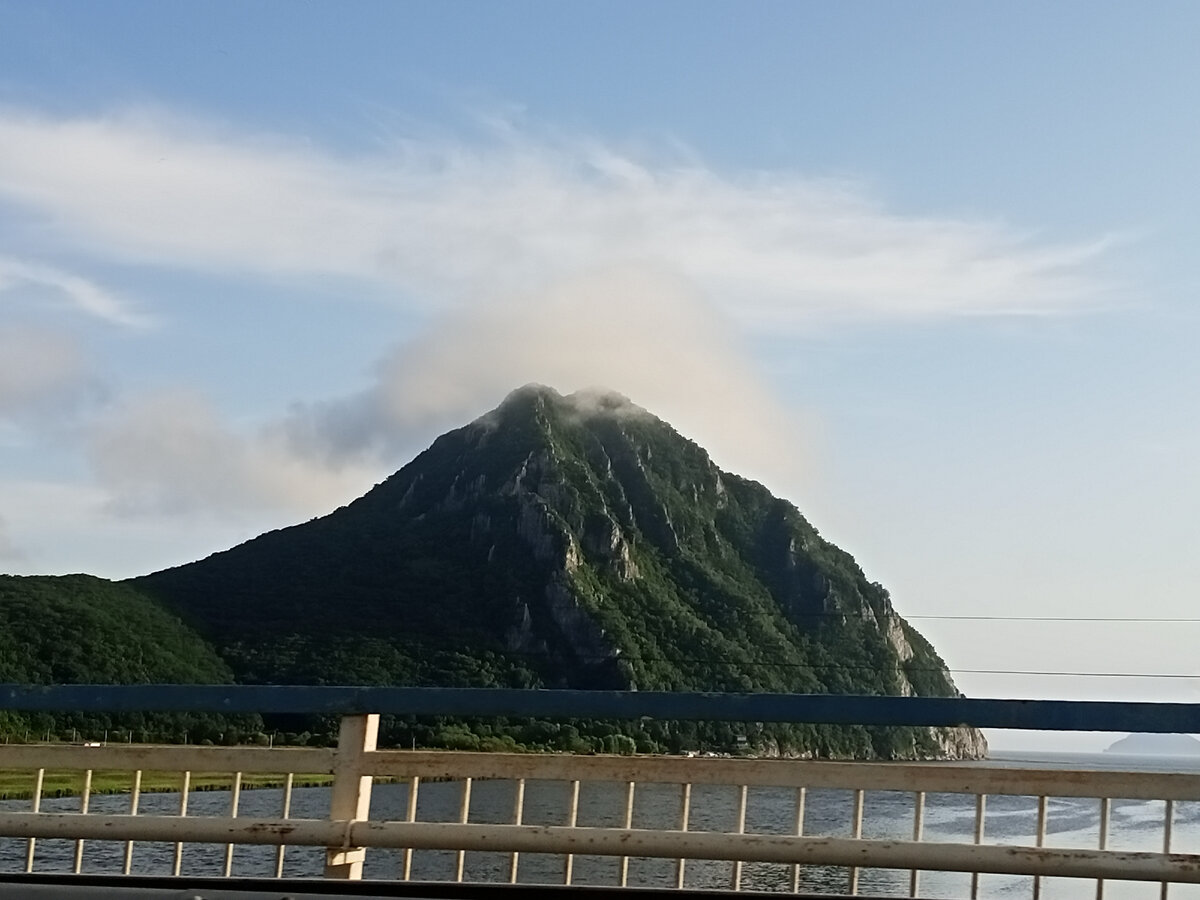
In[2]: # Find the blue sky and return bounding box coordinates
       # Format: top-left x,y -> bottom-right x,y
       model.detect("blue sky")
2,2 -> 1198,748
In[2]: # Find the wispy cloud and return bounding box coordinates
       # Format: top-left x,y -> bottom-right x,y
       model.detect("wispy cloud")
0,256 -> 146,327
88,390 -> 378,518
79,268 -> 804,521
0,104 -> 1120,526
283,266 -> 805,482
0,107 -> 1113,328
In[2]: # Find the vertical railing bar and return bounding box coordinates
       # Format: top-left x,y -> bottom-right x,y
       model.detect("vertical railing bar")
1033,795 -> 1048,900
274,772 -> 294,879
24,767 -> 43,874
970,794 -> 987,900
402,776 -> 420,882
1097,796 -> 1110,900
455,777 -> 472,883
730,783 -> 748,891
790,786 -> 806,894
675,782 -> 692,890
323,713 -> 379,881
72,769 -> 92,874
172,770 -> 190,877
910,790 -> 926,897
509,778 -> 526,884
122,769 -> 142,875
619,780 -> 635,888
1162,799 -> 1174,900
563,779 -> 580,886
848,788 -> 864,896
223,771 -> 242,878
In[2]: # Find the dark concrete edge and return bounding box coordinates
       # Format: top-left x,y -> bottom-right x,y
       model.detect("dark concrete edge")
0,873 -> 895,899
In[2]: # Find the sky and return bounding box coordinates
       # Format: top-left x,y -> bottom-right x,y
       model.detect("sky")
2,1 -> 1198,751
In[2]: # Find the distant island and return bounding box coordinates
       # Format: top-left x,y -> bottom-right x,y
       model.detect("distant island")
1105,734 -> 1200,756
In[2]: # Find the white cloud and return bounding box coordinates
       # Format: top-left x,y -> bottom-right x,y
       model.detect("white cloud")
0,478 -> 287,577
284,266 -> 806,487
0,325 -> 103,422
0,256 -> 146,327
83,269 -> 802,522
0,107 -> 1111,329
0,104 -> 1118,527
88,390 -> 378,518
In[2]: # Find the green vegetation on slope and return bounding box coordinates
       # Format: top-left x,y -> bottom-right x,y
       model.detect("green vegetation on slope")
131,385 -> 983,759
0,575 -> 257,742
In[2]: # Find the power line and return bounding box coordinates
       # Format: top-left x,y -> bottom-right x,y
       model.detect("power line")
499,650 -> 1200,680
947,669 -> 1200,679
689,611 -> 1200,623
907,615 -> 1200,623
779,613 -> 1200,623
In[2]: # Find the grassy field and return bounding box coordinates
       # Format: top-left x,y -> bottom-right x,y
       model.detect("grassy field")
0,768 -> 333,801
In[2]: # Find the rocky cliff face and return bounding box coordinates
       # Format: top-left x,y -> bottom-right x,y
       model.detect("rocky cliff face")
933,726 -> 990,760
138,383 -> 985,759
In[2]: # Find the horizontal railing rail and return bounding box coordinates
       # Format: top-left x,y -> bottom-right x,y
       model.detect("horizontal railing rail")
5,684 -> 1200,733
364,749 -> 1200,800
0,745 -> 335,776
15,742 -> 1200,801
1,814 -> 1197,884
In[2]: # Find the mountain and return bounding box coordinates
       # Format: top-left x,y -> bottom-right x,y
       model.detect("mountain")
134,385 -> 985,759
0,575 -> 232,685
0,574 -> 249,741
1105,734 -> 1200,756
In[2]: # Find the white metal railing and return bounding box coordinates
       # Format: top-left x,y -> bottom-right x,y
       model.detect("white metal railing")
0,714 -> 1198,896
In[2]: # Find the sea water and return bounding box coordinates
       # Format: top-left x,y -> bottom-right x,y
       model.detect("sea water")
2,750 -> 1198,898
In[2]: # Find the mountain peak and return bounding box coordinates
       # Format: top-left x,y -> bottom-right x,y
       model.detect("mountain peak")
490,384 -> 645,421
497,382 -> 562,408
136,385 -> 986,759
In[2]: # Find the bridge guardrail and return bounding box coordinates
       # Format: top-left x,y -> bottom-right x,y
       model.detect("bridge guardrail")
0,686 -> 1196,897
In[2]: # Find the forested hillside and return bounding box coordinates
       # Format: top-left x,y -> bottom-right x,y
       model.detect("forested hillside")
133,385 -> 985,759
0,575 -> 255,742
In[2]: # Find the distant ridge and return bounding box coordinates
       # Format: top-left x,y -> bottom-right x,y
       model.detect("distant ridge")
1105,733 -> 1200,756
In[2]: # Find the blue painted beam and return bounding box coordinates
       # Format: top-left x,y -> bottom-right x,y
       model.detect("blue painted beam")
0,685 -> 1196,733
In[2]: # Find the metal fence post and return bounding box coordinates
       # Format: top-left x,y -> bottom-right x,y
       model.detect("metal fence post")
324,713 -> 379,879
